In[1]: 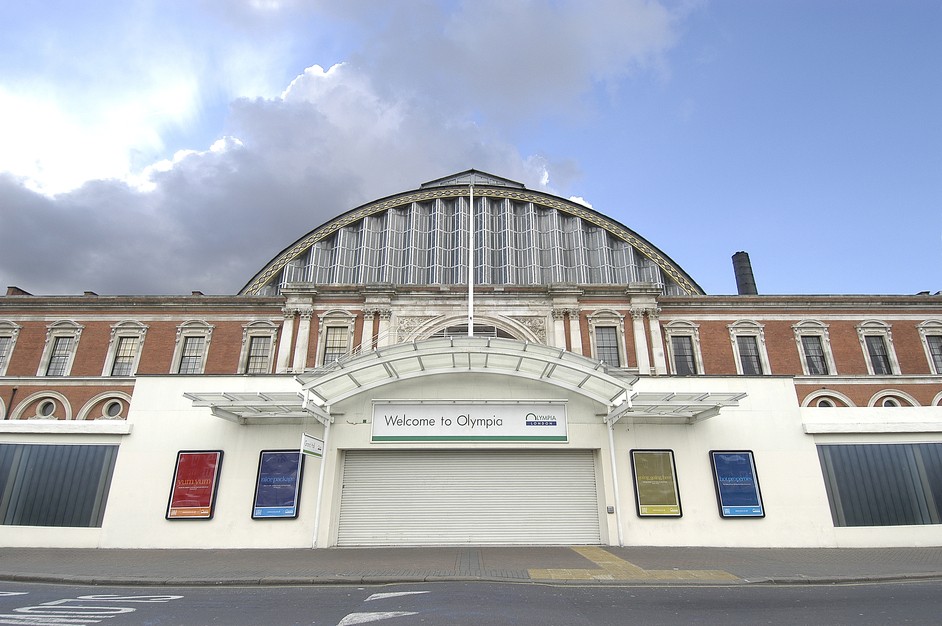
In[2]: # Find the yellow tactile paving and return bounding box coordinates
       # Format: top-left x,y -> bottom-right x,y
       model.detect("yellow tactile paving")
528,546 -> 739,582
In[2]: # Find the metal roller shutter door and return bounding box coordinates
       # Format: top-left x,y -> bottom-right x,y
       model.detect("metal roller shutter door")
338,449 -> 601,546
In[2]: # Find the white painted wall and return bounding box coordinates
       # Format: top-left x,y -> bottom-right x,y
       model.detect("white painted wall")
614,377 -> 837,547
99,375 -> 323,548
3,373 -> 942,549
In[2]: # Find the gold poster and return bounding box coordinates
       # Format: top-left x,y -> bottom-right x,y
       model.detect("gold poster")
630,450 -> 682,517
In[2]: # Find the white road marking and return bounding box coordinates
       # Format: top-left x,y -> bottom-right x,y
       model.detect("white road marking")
336,612 -> 418,625
0,594 -> 28,598
365,591 -> 430,602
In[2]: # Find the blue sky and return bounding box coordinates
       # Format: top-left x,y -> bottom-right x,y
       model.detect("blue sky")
0,1 -> 939,296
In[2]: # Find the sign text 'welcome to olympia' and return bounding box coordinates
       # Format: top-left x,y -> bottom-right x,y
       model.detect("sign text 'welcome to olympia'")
371,403 -> 568,442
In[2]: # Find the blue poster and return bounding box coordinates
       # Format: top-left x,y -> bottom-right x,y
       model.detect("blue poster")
710,451 -> 764,518
252,450 -> 303,519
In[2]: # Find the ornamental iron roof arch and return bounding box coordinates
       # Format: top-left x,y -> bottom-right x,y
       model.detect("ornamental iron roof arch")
240,170 -> 704,296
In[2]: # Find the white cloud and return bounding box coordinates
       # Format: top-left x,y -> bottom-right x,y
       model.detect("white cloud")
0,0 -> 688,294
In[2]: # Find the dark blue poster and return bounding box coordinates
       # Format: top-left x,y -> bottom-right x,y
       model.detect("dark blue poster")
709,450 -> 764,518
252,450 -> 303,519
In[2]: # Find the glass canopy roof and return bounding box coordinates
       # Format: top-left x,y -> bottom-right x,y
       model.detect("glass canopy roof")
241,171 -> 703,296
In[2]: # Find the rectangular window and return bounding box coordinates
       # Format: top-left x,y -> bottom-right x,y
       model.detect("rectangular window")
0,444 -> 118,527
865,335 -> 892,375
929,336 -> 942,373
818,443 -> 942,527
736,336 -> 763,375
0,336 -> 10,372
45,336 -> 74,376
322,327 -> 348,365
595,326 -> 620,367
245,336 -> 272,374
178,336 -> 205,374
671,336 -> 697,375
110,336 -> 139,376
801,335 -> 828,375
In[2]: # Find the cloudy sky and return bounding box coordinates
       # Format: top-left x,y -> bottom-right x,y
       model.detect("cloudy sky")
0,1 -> 939,296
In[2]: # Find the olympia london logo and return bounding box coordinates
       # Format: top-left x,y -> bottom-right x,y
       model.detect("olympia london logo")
525,412 -> 557,426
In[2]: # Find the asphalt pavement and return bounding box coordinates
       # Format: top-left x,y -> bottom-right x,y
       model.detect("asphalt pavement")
3,545 -> 942,587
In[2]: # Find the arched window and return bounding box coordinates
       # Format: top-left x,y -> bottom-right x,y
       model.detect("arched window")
171,320 -> 214,374
728,320 -> 771,375
856,320 -> 900,376
792,320 -> 837,376
428,324 -> 514,339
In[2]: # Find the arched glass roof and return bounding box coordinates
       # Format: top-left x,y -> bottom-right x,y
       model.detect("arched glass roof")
241,170 -> 703,296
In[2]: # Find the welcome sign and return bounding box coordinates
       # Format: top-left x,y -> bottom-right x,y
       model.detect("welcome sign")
372,402 -> 568,442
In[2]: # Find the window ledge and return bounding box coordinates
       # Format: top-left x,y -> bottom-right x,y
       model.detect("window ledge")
0,420 -> 132,435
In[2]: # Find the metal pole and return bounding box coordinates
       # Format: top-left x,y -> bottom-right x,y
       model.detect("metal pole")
311,418 -> 331,548
468,183 -> 474,337
607,422 -> 625,546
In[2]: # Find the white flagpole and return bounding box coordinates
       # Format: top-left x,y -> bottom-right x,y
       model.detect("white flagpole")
468,183 -> 474,337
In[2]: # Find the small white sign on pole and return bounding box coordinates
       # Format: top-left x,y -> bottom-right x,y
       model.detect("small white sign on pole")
301,432 -> 324,458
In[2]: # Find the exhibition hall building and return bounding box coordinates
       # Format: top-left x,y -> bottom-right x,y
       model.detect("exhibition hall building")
1,170 -> 941,549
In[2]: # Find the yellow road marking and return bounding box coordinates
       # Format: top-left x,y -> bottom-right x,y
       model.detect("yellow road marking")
528,546 -> 739,582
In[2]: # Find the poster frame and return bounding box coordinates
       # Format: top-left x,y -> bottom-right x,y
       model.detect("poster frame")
709,449 -> 765,519
165,450 -> 224,521
629,449 -> 683,518
252,449 -> 305,520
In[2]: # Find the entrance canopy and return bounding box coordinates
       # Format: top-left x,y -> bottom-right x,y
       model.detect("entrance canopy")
298,336 -> 632,411
185,338 -> 744,425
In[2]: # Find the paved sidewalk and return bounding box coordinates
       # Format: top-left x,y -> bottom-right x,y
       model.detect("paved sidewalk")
2,545 -> 942,587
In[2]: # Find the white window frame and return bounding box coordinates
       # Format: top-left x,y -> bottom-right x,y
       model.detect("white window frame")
316,310 -> 356,366
37,320 -> 84,377
239,320 -> 278,374
917,320 -> 942,375
76,391 -> 134,420
11,390 -> 73,420
792,320 -> 837,376
801,389 -> 855,407
867,389 -> 919,408
0,320 -> 21,377
170,320 -> 214,374
663,320 -> 704,375
856,320 -> 900,376
727,320 -> 771,375
102,320 -> 148,376
587,310 -> 627,368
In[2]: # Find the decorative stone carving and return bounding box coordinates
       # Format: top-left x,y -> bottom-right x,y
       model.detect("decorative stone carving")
509,316 -> 547,343
363,307 -> 392,320
396,316 -> 440,342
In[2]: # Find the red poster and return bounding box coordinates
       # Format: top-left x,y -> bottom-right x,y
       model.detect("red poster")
166,451 -> 223,520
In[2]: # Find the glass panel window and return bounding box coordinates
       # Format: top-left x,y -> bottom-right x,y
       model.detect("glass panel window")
865,335 -> 892,375
110,336 -> 139,376
736,335 -> 763,375
0,336 -> 10,372
429,325 -> 513,339
818,443 -> 942,527
801,335 -> 829,375
46,336 -> 75,376
671,336 -> 697,375
178,336 -> 205,374
245,336 -> 272,374
929,336 -> 942,373
322,327 -> 348,365
595,326 -> 620,366
0,443 -> 118,527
